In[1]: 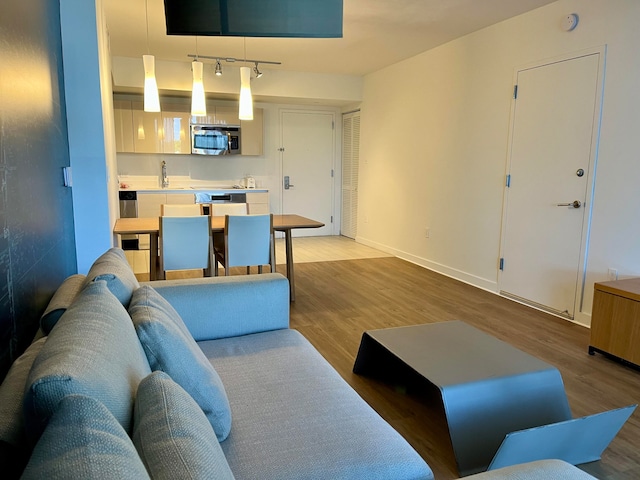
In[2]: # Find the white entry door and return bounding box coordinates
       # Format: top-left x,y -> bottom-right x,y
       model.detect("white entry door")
499,53 -> 603,319
281,110 -> 335,236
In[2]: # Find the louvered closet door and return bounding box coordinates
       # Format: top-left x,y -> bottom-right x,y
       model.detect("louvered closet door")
341,111 -> 360,239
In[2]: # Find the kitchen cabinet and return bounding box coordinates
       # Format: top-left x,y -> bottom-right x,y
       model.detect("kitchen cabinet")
590,278 -> 640,368
241,108 -> 264,156
113,100 -> 134,152
161,103 -> 191,154
246,191 -> 269,214
192,105 -> 240,126
131,102 -> 163,154
113,96 -> 263,155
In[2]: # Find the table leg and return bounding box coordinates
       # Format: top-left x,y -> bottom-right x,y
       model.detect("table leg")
149,233 -> 158,281
284,229 -> 295,302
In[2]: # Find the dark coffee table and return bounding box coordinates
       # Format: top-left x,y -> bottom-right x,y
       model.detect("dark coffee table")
353,321 -> 572,476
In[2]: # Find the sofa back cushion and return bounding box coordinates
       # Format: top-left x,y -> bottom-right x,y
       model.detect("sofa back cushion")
83,247 -> 139,307
21,395 -> 150,480
23,281 -> 151,444
133,371 -> 235,479
129,285 -> 232,441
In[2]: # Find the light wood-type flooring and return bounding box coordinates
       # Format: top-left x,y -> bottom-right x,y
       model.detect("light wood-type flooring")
126,236 -> 640,479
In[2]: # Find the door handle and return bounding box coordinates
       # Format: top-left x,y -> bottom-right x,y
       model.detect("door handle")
557,200 -> 582,208
284,176 -> 294,190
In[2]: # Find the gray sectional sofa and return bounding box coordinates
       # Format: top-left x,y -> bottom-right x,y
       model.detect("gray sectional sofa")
0,248 -> 596,479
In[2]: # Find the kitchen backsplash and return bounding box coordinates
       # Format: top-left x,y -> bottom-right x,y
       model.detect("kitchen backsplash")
117,152 -> 268,189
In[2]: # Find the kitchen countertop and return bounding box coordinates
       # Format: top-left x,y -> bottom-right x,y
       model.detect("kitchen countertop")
122,187 -> 268,194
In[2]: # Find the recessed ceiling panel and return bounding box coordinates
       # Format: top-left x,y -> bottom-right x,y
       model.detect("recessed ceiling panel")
164,0 -> 343,38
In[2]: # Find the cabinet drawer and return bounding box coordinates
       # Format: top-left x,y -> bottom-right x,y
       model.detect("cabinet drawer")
247,203 -> 270,214
246,192 -> 269,204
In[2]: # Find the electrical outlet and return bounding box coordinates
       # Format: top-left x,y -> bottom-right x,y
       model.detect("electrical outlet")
425,228 -> 430,238
608,268 -> 618,281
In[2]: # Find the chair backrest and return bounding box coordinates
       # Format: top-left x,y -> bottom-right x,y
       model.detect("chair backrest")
224,214 -> 274,269
161,204 -> 202,216
160,216 -> 211,272
210,203 -> 247,216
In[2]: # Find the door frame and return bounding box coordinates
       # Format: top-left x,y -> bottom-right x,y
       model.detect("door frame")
498,46 -> 607,326
278,107 -> 340,236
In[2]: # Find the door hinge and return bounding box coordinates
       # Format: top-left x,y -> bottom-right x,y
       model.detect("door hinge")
513,85 -> 518,99
506,174 -> 511,187
331,169 -> 334,178
331,216 -> 334,223
499,258 -> 505,271
332,121 -> 335,130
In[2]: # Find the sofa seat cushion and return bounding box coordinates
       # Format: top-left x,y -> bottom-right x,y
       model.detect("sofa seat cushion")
21,395 -> 150,480
197,329 -> 434,480
133,371 -> 235,480
129,285 -> 232,441
464,459 -> 597,479
83,247 -> 139,307
24,281 -> 151,443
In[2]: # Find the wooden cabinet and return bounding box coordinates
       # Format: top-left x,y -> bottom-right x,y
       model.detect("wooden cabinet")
246,191 -> 270,214
590,278 -> 640,368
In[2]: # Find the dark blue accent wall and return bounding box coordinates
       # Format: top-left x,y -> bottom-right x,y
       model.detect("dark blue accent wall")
0,1 -> 77,380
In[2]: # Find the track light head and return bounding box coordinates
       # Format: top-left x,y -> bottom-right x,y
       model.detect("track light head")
253,62 -> 263,78
215,59 -> 222,76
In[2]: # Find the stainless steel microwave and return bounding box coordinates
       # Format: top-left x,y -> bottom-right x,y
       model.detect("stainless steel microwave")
191,124 -> 241,155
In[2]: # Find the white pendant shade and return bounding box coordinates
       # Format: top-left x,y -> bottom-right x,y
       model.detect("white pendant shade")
239,66 -> 253,121
191,60 -> 206,116
143,55 -> 160,112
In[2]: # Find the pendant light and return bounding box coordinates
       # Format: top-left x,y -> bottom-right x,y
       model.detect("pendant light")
239,66 -> 253,121
238,38 -> 253,121
191,37 -> 206,116
143,0 -> 160,112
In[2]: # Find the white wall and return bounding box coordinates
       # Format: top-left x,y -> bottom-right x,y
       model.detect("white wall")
60,0 -> 119,273
357,0 -> 640,326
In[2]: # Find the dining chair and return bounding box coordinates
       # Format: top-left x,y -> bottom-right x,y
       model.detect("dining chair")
160,203 -> 203,216
209,203 -> 248,258
214,214 -> 275,276
159,215 -> 213,279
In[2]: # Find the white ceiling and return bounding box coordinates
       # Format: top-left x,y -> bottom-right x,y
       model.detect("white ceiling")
104,0 -> 557,77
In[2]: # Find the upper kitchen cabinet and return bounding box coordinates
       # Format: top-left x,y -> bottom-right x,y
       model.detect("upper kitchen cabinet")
241,108 -> 263,156
192,105 -> 240,126
161,103 -> 191,154
113,100 -> 134,152
113,96 -> 263,155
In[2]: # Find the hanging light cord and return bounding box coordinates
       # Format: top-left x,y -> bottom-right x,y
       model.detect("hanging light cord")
145,0 -> 150,54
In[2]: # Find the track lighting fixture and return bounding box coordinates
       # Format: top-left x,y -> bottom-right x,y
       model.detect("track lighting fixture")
253,62 -> 263,78
215,59 -> 222,76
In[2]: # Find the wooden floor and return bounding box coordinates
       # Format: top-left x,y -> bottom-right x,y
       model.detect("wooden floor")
286,254 -> 640,480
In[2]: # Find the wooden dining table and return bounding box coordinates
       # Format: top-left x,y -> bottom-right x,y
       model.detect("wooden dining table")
113,214 -> 324,302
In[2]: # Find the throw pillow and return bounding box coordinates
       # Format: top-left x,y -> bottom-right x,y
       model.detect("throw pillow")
21,395 -> 150,480
133,371 -> 236,480
23,280 -> 151,444
129,285 -> 232,441
83,247 -> 139,307
40,274 -> 86,334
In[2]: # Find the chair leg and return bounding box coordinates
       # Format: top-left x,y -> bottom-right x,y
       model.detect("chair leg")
246,266 -> 251,275
258,265 -> 263,274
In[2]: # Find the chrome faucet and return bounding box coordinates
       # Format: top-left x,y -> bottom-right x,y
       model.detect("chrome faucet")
161,161 -> 169,188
